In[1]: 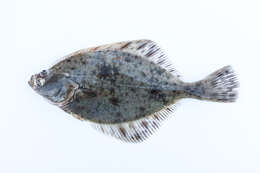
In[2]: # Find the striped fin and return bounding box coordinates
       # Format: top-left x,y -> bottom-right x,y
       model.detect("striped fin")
90,104 -> 178,143
55,40 -> 181,78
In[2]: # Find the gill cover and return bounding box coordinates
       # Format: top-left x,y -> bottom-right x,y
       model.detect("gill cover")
29,70 -> 78,107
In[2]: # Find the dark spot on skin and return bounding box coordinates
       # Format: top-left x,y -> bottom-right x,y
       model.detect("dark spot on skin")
98,87 -> 105,94
82,80 -> 87,87
211,80 -> 218,86
109,97 -> 120,106
195,82 -> 203,88
75,105 -> 85,110
150,89 -> 159,95
229,93 -> 236,97
91,69 -> 97,75
156,69 -> 165,75
98,63 -> 119,79
149,89 -> 164,101
98,64 -> 110,78
134,55 -> 139,59
124,56 -> 132,63
159,93 -> 168,104
171,90 -> 178,95
84,91 -> 97,98
110,88 -> 115,95
116,112 -> 121,117
109,78 -> 116,84
141,72 -> 146,77
73,58 -> 78,63
130,88 -> 135,92
139,107 -> 145,113
149,68 -> 154,74
211,93 -> 218,97
74,96 -> 80,103
53,88 -> 62,97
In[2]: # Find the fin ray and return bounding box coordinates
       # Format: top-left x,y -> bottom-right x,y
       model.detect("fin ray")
187,65 -> 239,102
54,40 -> 181,78
89,103 -> 179,143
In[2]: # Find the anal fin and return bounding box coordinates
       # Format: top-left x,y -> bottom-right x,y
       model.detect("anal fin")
90,103 -> 179,143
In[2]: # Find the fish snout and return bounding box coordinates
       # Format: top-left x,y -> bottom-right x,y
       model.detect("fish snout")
28,75 -> 38,90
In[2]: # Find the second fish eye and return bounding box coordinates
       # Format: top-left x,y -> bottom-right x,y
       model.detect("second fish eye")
40,70 -> 47,76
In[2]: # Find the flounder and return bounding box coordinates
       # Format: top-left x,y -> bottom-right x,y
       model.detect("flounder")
29,40 -> 239,143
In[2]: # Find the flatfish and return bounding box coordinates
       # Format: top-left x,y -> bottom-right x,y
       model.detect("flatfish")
28,40 -> 239,143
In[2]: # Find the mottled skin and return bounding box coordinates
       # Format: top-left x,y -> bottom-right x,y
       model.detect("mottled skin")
28,40 -> 239,142
49,50 -> 185,123
29,49 -> 238,125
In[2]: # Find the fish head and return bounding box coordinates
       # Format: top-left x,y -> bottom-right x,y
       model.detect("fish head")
28,69 -> 77,106
28,69 -> 50,90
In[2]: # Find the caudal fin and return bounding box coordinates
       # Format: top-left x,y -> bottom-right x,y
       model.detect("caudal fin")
187,66 -> 239,102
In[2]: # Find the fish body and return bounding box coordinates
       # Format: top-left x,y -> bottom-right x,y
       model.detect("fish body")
29,40 -> 239,142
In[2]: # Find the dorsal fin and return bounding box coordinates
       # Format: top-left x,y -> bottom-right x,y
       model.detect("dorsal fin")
89,103 -> 178,143
55,40 -> 181,78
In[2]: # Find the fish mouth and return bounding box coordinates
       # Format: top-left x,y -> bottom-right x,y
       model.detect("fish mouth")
28,75 -> 37,90
28,76 -> 33,88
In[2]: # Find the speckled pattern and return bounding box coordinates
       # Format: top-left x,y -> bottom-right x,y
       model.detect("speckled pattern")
53,50 -> 183,123
29,40 -> 239,143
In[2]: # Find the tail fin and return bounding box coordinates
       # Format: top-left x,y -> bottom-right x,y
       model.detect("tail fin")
185,66 -> 239,102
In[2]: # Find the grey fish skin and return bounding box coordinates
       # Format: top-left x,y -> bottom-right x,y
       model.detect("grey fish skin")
56,50 -> 185,124
28,39 -> 239,143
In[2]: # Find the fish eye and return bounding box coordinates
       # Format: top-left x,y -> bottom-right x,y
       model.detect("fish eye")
36,79 -> 41,87
40,70 -> 47,77
36,78 -> 45,87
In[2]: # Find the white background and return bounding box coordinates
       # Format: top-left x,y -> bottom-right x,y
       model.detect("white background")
1,0 -> 260,172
